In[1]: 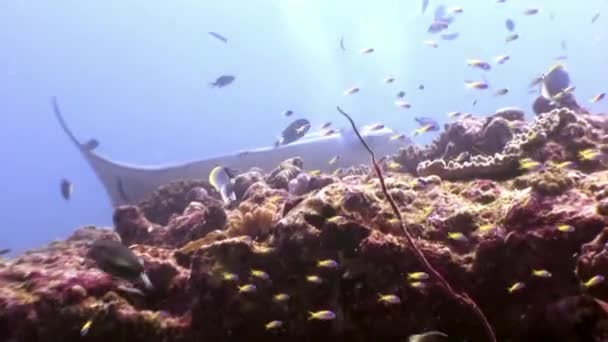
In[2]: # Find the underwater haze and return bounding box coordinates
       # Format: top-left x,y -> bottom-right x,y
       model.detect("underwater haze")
1,0 -> 607,254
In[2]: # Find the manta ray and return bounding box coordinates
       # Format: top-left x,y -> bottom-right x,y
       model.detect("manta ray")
52,98 -> 410,207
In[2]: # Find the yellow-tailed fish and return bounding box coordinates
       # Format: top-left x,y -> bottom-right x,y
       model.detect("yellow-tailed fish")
413,124 -> 434,136
519,158 -> 543,171
238,284 -> 257,293
273,293 -> 290,302
447,232 -> 468,242
409,331 -> 449,341
306,275 -> 324,284
579,148 -> 602,161
466,59 -> 491,71
557,224 -> 575,233
251,269 -> 270,280
317,259 -> 339,269
253,245 -> 274,254
590,93 -> 606,103
553,161 -> 575,169
308,310 -> 336,321
409,281 -> 427,289
447,111 -> 462,118
387,161 -> 401,170
265,320 -> 283,330
508,281 -> 525,293
478,224 -> 496,232
222,272 -> 239,281
209,166 -> 236,205
407,272 -> 430,281
378,294 -> 401,305
532,269 -> 552,278
328,155 -> 340,165
80,319 -> 93,337
308,169 -> 321,176
390,133 -> 406,141
465,80 -> 489,89
583,275 -> 605,288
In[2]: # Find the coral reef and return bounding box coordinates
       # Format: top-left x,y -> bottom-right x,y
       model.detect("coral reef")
5,106 -> 608,341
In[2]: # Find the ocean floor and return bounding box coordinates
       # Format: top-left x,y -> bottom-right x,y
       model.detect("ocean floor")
4,105 -> 608,341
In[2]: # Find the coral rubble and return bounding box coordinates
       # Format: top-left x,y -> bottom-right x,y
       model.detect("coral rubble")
4,107 -> 608,341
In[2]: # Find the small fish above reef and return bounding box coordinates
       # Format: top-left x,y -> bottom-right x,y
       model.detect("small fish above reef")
238,284 -> 257,294
359,47 -> 374,54
590,92 -> 606,103
508,281 -> 525,293
465,80 -> 489,89
378,294 -> 401,305
506,33 -> 519,42
505,19 -> 515,31
344,86 -> 360,95
532,269 -> 552,278
495,88 -> 509,96
209,165 -> 237,205
409,331 -> 449,341
523,8 -> 540,15
308,310 -> 336,321
60,178 -> 73,200
279,118 -> 311,145
0,248 -> 10,256
87,239 -> 154,290
495,55 -> 510,64
396,90 -> 406,98
210,74 -> 235,87
440,32 -> 459,40
466,59 -> 491,71
414,117 -> 439,131
583,275 -> 604,288
317,259 -> 339,269
83,138 -> 99,151
265,320 -> 283,330
208,31 -> 228,43
282,110 -> 293,117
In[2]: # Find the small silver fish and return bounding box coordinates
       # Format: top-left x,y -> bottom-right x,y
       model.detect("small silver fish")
208,32 -> 228,43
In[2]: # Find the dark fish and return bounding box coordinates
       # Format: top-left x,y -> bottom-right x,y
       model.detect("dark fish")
427,19 -> 449,33
396,91 -> 406,98
83,139 -> 99,151
208,32 -> 228,43
60,178 -> 72,200
421,0 -> 429,14
414,117 -> 440,131
440,32 -> 459,40
282,110 -> 293,117
280,118 -> 311,145
0,248 -> 10,256
418,84 -> 425,90
210,75 -> 235,88
505,19 -> 515,31
88,239 -> 154,290
592,12 -> 600,23
506,33 -> 519,42
472,100 -> 477,106
339,36 -> 346,51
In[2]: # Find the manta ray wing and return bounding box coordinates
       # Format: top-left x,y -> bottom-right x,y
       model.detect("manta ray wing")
52,98 -> 406,206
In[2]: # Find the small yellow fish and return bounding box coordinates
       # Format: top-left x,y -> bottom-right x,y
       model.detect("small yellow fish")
409,281 -> 427,289
413,124 -> 434,136
557,224 -> 575,233
466,59 -> 491,71
532,269 -> 552,278
265,320 -> 283,330
465,81 -> 489,89
423,40 -> 438,48
360,47 -> 375,54
579,148 -> 602,161
344,87 -> 360,96
508,281 -> 525,293
306,275 -> 324,284
273,293 -> 290,302
238,284 -> 257,293
308,310 -> 336,321
388,218 -> 400,224
389,133 -> 406,141
251,269 -> 270,280
519,158 -> 543,171
378,294 -> 401,305
583,275 -> 605,288
80,319 -> 93,337
447,232 -> 468,242
506,33 -> 519,42
328,155 -> 340,165
407,272 -> 430,281
222,272 -> 239,281
494,88 -> 509,96
553,161 -> 575,169
478,224 -> 496,232
317,259 -> 339,269
590,93 -> 606,103
387,161 -> 401,170
495,55 -> 510,64
395,100 -> 411,108
253,245 -> 275,255
308,170 -> 321,176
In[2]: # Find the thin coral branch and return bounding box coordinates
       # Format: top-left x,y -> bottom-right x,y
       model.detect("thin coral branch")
337,106 -> 496,342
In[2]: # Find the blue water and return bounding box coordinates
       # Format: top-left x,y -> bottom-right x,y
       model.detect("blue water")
1,0 -> 607,253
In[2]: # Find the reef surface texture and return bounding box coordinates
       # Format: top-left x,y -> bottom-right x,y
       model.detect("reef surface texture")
4,108 -> 608,341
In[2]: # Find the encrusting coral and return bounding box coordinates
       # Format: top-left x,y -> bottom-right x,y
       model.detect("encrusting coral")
5,104 -> 608,341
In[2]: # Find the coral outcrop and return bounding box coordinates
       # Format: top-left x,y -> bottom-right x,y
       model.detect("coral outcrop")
4,107 -> 608,341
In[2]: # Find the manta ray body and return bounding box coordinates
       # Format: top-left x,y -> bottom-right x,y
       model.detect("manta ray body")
52,99 -> 411,207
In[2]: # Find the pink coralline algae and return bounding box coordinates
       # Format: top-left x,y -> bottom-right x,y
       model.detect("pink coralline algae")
6,106 -> 608,341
